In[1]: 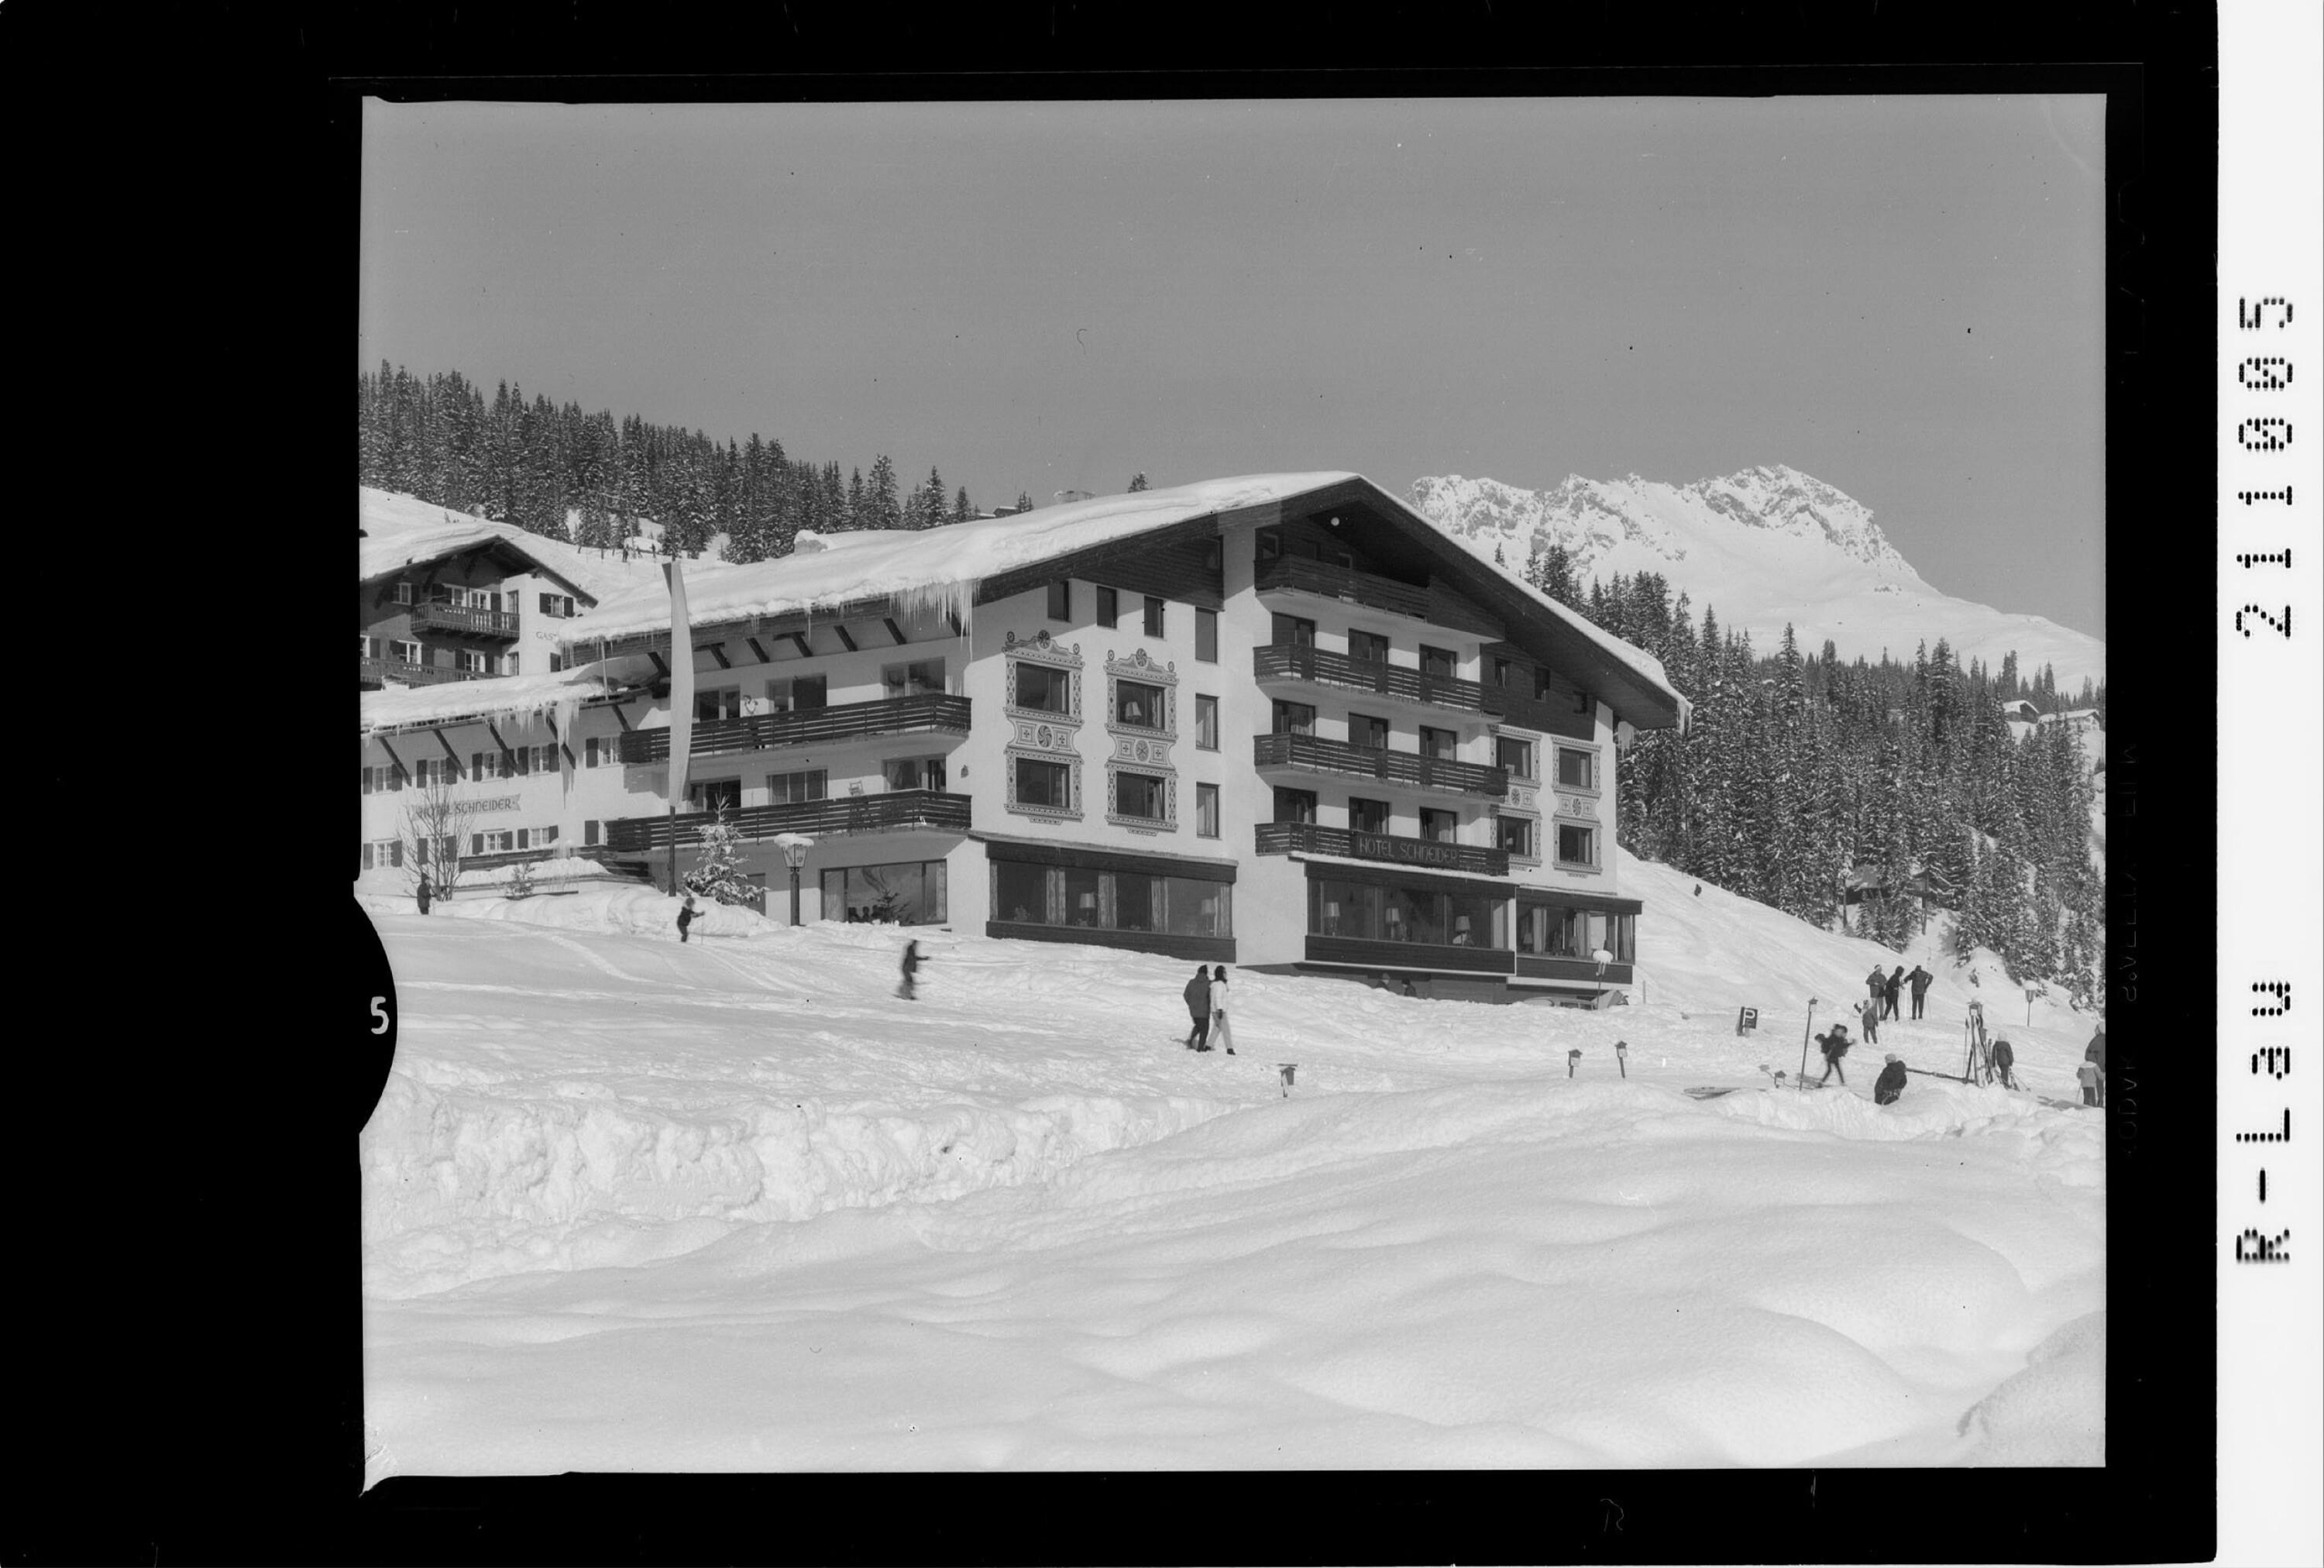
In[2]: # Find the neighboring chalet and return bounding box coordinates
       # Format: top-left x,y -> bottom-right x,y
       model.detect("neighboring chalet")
359,473 -> 1691,1002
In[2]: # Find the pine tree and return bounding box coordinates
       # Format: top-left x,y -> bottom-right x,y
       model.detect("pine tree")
1127,472 -> 1150,492
682,805 -> 760,906
954,487 -> 973,524
866,454 -> 902,531
1015,490 -> 1035,514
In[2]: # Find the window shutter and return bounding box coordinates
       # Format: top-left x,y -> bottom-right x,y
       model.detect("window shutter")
585,820 -> 600,846
362,768 -> 373,795
471,833 -> 483,854
390,841 -> 403,867
516,828 -> 528,850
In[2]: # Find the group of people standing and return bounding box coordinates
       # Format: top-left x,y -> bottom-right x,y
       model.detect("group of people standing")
1183,965 -> 1235,1054
1859,963 -> 1934,1040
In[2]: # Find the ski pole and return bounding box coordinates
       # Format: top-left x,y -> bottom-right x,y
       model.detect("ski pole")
1797,998 -> 1818,1089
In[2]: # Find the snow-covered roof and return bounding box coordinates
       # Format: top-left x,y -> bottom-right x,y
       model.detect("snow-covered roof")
359,487 -> 734,604
359,655 -> 658,735
566,473 -> 1356,645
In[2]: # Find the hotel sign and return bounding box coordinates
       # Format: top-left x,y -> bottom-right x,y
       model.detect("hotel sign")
469,794 -> 523,814
1349,830 -> 1467,869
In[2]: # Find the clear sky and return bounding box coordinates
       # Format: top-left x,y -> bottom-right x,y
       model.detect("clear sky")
361,96 -> 2106,641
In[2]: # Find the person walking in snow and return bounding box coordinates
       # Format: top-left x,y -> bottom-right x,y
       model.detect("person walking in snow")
2083,1027 -> 2106,1106
1907,964 -> 1933,1020
898,939 -> 923,1001
1884,966 -> 1906,1020
1208,965 -> 1236,1055
415,874 -> 431,916
2075,1056 -> 2104,1108
1816,1023 -> 1852,1086
1858,995 -> 1881,1047
1183,964 -> 1214,1050
676,892 -> 698,944
1991,1036 -> 2016,1090
1873,1053 -> 1908,1106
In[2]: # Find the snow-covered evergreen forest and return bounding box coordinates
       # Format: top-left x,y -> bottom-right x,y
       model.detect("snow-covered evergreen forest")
1522,545 -> 2106,1006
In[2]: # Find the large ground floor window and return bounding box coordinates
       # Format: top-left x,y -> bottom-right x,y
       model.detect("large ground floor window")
823,859 -> 948,924
1515,904 -> 1635,961
1309,875 -> 1506,947
991,861 -> 1230,937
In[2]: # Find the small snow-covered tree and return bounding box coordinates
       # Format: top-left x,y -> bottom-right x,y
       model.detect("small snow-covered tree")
507,859 -> 537,899
398,781 -> 481,897
1127,472 -> 1150,493
682,804 -> 759,906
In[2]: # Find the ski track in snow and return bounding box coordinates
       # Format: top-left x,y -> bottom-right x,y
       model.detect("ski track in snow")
359,855 -> 2104,1473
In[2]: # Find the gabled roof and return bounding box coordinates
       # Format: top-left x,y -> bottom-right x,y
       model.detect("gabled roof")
555,472 -> 1690,731
359,655 -> 659,736
359,487 -> 739,604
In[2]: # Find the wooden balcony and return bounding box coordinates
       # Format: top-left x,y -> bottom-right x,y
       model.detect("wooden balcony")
604,789 -> 969,852
412,602 -> 522,639
1253,644 -> 1489,715
1304,934 -> 1515,975
1254,554 -> 1430,619
1253,732 -> 1508,800
617,693 -> 971,764
1479,685 -> 1595,741
1254,820 -> 1508,878
360,655 -> 478,686
1514,954 -> 1635,986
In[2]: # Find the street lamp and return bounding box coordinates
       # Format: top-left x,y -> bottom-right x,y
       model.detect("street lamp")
772,832 -> 813,926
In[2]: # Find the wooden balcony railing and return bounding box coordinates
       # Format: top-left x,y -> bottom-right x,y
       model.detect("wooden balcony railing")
412,602 -> 522,639
1254,554 -> 1431,619
360,655 -> 478,686
603,789 -> 969,852
1253,732 -> 1508,799
1253,820 -> 1508,878
617,693 -> 971,764
1253,644 -> 1488,714
1479,685 -> 1595,740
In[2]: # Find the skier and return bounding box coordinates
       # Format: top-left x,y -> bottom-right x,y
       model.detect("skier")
415,874 -> 431,916
1816,1022 -> 1853,1086
1183,965 -> 1214,1050
1208,965 -> 1236,1055
1991,1036 -> 2017,1089
2075,1054 -> 2104,1108
1865,965 -> 1887,1013
898,939 -> 923,1001
1907,964 -> 1933,1020
1858,995 -> 1881,1047
1873,1053 -> 1908,1106
1884,966 -> 1906,1020
676,892 -> 698,944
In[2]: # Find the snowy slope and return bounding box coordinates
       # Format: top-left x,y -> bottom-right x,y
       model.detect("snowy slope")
359,854 -> 2101,1476
1411,467 -> 2105,689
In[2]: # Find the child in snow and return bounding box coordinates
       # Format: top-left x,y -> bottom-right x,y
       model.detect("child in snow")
676,892 -> 698,943
1858,996 -> 1881,1047
1991,1037 -> 2016,1089
1873,1053 -> 1907,1105
898,939 -> 923,1000
1184,965 -> 1213,1050
1208,965 -> 1235,1055
1816,1023 -> 1852,1085
2075,1056 -> 2103,1107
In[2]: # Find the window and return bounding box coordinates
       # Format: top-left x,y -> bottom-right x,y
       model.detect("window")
390,639 -> 420,665
1195,607 -> 1217,662
1575,689 -> 1593,715
993,860 -> 1054,923
1016,662 -> 1071,714
1016,756 -> 1071,809
1272,700 -> 1316,736
1046,579 -> 1072,621
1257,528 -> 1283,562
1419,726 -> 1459,760
1419,808 -> 1459,843
1272,613 -> 1316,648
882,659 -> 945,698
1142,596 -> 1165,638
502,652 -> 520,676
360,634 -> 379,658
1348,628 -> 1389,664
1196,783 -> 1220,837
767,675 -> 827,712
1310,877 -> 1497,949
768,769 -> 828,804
821,860 -> 949,924
537,592 -> 576,617
1556,822 -> 1597,867
394,582 -> 415,605
1496,737 -> 1535,778
689,779 -> 741,813
585,736 -> 607,767
1349,712 -> 1390,751
1493,658 -> 1511,688
471,751 -> 500,780
990,863 -> 1229,937
1204,539 -> 1223,570
531,745 -> 556,774
1349,796 -> 1391,834
883,757 -> 947,793
1420,645 -> 1457,679
1195,695 -> 1219,751
1274,788 -> 1318,825
1555,747 -> 1596,790
458,650 -> 487,674
584,820 -> 601,847
1497,815 -> 1535,858
1095,586 -> 1119,628
1116,679 -> 1165,729
1114,770 -> 1167,822
696,686 -> 742,722
1535,667 -> 1556,701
